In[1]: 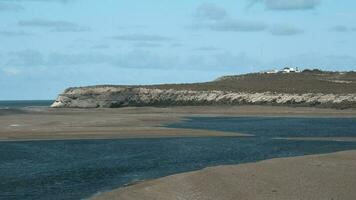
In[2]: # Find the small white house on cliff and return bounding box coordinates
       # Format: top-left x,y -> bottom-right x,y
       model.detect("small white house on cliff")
261,67 -> 301,74
281,67 -> 300,73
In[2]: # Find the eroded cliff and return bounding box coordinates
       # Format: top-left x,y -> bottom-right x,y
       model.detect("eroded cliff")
51,87 -> 356,109
51,72 -> 356,109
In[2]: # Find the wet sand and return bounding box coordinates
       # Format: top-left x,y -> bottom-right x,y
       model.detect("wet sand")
92,150 -> 356,200
0,106 -> 356,140
1,105 -> 356,141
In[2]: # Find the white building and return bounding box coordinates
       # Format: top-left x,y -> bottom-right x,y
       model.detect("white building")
281,67 -> 300,73
260,67 -> 301,74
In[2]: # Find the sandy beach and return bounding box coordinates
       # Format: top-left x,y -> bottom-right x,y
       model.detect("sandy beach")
92,150 -> 356,200
1,105 -> 356,141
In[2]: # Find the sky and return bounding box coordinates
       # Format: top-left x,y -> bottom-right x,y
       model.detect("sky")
0,0 -> 355,100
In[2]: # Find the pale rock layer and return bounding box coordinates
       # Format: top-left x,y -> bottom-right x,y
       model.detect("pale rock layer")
51,86 -> 356,108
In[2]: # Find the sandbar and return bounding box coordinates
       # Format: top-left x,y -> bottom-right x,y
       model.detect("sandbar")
92,150 -> 356,200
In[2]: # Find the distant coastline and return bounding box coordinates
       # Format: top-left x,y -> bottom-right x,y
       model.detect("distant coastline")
51,71 -> 356,109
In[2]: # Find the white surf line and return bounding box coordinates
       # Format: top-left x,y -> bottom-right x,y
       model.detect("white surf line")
9,124 -> 21,127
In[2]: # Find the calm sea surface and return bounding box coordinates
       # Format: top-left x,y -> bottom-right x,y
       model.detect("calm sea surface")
1,117 -> 356,200
0,100 -> 53,109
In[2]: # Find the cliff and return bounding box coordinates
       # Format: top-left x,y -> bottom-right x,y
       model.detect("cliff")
52,71 -> 356,109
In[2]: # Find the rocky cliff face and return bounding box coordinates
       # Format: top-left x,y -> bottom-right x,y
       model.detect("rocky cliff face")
51,86 -> 356,109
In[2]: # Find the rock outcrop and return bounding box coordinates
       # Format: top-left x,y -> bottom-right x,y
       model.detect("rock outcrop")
51,86 -> 356,109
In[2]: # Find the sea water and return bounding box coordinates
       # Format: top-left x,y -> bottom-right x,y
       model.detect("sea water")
1,117 -> 356,200
0,100 -> 53,109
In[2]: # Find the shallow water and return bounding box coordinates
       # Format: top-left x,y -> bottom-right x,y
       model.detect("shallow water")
1,117 -> 356,200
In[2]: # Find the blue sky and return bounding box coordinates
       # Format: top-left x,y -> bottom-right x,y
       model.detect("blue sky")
0,0 -> 355,99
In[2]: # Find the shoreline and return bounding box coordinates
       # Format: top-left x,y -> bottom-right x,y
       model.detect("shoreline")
1,105 -> 356,141
0,129 -> 251,142
91,150 -> 356,200
2,105 -> 356,199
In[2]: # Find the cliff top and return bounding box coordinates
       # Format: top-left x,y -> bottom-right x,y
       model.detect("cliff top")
65,71 -> 356,95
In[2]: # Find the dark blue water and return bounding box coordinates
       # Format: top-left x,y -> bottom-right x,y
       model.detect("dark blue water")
1,117 -> 356,200
167,117 -> 356,138
0,100 -> 53,109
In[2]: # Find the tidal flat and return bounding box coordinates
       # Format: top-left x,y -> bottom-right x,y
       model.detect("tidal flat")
1,105 -> 356,141
1,105 -> 356,200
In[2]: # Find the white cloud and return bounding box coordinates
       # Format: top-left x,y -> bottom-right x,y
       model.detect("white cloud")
270,25 -> 304,36
111,34 -> 172,42
18,19 -> 90,32
330,25 -> 353,32
248,0 -> 320,11
209,19 -> 268,32
195,3 -> 228,21
0,30 -> 33,37
3,49 -> 261,71
192,3 -> 267,32
0,2 -> 23,12
6,50 -> 110,67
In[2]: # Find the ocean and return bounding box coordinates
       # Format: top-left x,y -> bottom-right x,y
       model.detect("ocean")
0,100 -> 53,109
1,117 -> 356,199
